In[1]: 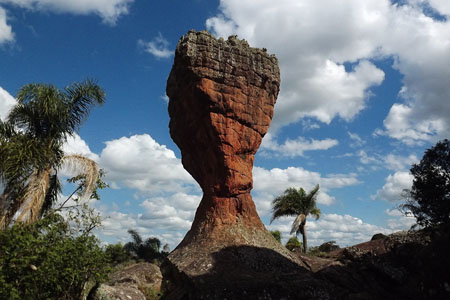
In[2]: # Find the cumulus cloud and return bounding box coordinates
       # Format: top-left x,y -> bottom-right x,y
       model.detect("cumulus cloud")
378,4 -> 450,144
383,153 -> 418,171
372,171 -> 413,202
252,166 -> 360,216
207,0 -> 386,131
261,133 -> 338,157
63,134 -> 100,161
0,7 -> 14,44
207,0 -> 450,144
0,85 -> 16,120
138,33 -> 173,59
385,208 -> 416,231
98,134 -> 197,194
96,192 -> 201,248
0,0 -> 133,24
269,213 -> 390,247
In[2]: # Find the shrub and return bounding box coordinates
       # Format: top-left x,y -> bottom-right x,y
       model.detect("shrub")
285,236 -> 302,251
105,243 -> 132,266
270,230 -> 282,243
318,240 -> 340,252
0,213 -> 110,300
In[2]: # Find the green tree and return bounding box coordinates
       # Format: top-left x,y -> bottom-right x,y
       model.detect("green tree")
105,243 -> 132,266
285,236 -> 302,251
124,229 -> 166,263
271,185 -> 321,253
270,230 -> 282,243
0,80 -> 105,229
402,139 -> 450,228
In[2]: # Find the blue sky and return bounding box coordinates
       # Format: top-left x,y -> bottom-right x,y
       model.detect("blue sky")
1,0 -> 449,249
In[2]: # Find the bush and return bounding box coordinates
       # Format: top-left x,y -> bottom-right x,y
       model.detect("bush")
285,236 -> 302,251
318,240 -> 340,252
0,213 -> 110,300
270,230 -> 282,243
105,243 -> 132,266
402,139 -> 450,228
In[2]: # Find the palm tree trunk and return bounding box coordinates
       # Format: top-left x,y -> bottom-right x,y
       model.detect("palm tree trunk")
0,190 -> 10,230
301,223 -> 307,253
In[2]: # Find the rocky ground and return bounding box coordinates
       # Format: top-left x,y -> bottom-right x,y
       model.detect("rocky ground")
86,229 -> 449,300
89,262 -> 162,300
160,229 -> 450,300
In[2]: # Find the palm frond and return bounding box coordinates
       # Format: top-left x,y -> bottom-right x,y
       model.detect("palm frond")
128,229 -> 143,246
270,188 -> 302,223
65,80 -> 105,132
61,155 -> 99,201
16,168 -> 51,224
310,207 -> 321,220
290,213 -> 305,235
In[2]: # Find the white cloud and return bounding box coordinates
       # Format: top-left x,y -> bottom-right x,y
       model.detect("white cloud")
207,0 -> 386,131
63,134 -> 100,161
0,0 -> 133,24
357,150 -> 379,165
383,153 -> 418,171
372,171 -> 413,202
379,4 -> 450,144
98,134 -> 197,194
0,7 -> 14,44
385,208 -> 416,231
138,33 -> 173,59
252,166 -> 360,216
269,213 -> 390,247
261,133 -> 338,157
207,0 -> 450,144
427,0 -> 450,16
139,192 -> 201,231
0,85 -> 16,120
348,132 -> 366,148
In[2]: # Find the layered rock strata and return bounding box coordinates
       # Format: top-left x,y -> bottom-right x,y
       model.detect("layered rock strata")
167,30 -> 281,247
163,30 -> 313,298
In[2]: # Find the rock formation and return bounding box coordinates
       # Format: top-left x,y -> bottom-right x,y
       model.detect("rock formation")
167,30 -> 280,243
91,262 -> 162,300
163,30 -> 315,298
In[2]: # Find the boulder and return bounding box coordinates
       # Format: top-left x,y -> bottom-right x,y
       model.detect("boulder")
91,262 -> 162,300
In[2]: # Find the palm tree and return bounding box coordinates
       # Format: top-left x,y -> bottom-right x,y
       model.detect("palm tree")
0,80 -> 105,229
270,185 -> 321,253
124,229 -> 163,262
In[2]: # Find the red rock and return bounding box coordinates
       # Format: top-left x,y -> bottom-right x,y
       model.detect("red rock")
167,30 -> 280,246
163,30 -> 315,299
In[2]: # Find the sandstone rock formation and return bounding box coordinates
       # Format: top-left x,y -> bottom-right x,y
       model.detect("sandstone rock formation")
167,30 -> 280,243
163,30 -> 314,298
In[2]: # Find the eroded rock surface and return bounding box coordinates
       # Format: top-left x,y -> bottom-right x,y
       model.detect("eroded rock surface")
91,262 -> 162,300
163,30 -> 314,299
167,30 -> 280,240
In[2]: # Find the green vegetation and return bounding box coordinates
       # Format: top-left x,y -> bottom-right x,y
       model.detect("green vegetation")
105,242 -> 133,266
0,80 -> 105,229
0,210 -> 109,300
270,230 -> 282,243
124,229 -> 168,265
308,241 -> 340,257
285,236 -> 302,251
402,139 -> 450,229
271,185 -> 321,253
0,80 -> 109,299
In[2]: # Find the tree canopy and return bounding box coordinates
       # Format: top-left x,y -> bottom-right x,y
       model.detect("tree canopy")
0,80 -> 105,229
403,139 -> 450,228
